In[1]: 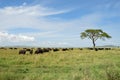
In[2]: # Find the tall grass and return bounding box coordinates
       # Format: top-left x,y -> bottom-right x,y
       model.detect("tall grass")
0,48 -> 120,80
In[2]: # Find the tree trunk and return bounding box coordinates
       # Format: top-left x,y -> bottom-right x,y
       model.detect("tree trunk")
92,39 -> 96,51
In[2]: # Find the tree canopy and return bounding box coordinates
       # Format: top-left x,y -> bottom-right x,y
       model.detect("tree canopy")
80,29 -> 112,50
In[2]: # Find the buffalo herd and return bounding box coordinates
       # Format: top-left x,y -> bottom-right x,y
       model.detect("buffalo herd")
86,47 -> 112,51
0,47 -> 114,55
18,47 -> 113,55
19,48 -> 72,55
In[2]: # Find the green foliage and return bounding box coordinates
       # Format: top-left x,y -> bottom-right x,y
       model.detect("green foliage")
81,29 -> 111,40
80,29 -> 112,50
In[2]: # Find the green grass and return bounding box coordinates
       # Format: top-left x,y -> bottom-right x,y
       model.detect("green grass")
0,48 -> 120,80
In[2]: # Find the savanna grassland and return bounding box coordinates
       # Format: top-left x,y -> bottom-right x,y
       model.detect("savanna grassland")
0,48 -> 120,80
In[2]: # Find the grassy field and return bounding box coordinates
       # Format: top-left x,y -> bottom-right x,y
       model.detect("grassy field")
0,48 -> 120,80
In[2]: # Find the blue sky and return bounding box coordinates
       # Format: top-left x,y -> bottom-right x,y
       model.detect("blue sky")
0,0 -> 120,47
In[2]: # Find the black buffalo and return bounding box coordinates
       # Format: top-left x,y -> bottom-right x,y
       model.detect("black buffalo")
35,48 -> 43,54
19,49 -> 26,54
26,48 -> 31,51
19,49 -> 33,54
62,48 -> 68,51
9,47 -> 13,49
79,48 -> 83,50
14,48 -> 17,49
30,49 -> 33,54
43,48 -> 50,52
53,48 -> 59,52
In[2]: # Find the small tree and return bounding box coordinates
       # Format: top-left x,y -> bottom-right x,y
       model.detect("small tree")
80,29 -> 112,50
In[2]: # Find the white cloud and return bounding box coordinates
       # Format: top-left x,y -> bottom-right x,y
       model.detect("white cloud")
0,5 -> 70,16
0,4 -> 104,31
0,32 -> 35,42
0,5 -> 72,31
22,31 -> 62,38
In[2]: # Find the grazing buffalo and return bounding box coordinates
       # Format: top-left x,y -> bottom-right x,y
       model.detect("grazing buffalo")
62,48 -> 68,51
97,48 -> 104,50
35,48 -> 43,54
19,49 -> 33,54
14,48 -> 17,49
9,47 -> 13,49
43,48 -> 50,52
30,49 -> 33,54
69,48 -> 73,50
105,48 -> 111,50
19,49 -> 26,54
86,47 -> 98,51
95,48 -> 98,51
87,47 -> 94,50
79,48 -> 83,50
53,48 -> 59,52
0,47 -> 6,50
26,48 -> 31,51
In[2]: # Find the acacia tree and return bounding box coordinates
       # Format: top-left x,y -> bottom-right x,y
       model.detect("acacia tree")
80,29 -> 112,50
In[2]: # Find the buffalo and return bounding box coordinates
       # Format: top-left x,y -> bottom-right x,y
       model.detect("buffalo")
19,49 -> 26,54
53,48 -> 59,52
9,47 -> 13,49
14,48 -> 17,49
79,48 -> 83,50
0,47 -> 6,50
62,48 -> 68,51
19,49 -> 33,54
105,48 -> 111,50
30,49 -> 33,54
35,48 -> 43,54
26,48 -> 31,51
43,48 -> 50,52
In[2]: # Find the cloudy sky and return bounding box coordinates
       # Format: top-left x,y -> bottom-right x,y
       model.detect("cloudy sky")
0,0 -> 120,47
